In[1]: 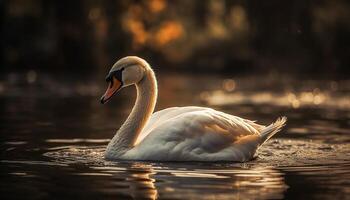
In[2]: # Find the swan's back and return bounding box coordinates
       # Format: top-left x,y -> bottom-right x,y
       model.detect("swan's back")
136,106 -> 212,143
123,107 -> 286,161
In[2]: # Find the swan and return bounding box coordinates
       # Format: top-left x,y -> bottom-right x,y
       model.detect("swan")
100,56 -> 286,161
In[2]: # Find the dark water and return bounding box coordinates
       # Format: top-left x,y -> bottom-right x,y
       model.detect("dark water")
1,73 -> 350,199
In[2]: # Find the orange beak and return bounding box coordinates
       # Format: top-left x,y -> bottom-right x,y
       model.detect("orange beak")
100,77 -> 122,104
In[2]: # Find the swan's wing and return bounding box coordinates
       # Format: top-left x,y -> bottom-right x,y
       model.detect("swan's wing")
135,106 -> 212,145
146,106 -> 209,129
128,108 -> 263,161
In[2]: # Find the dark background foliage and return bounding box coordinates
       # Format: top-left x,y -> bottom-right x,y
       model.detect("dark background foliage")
2,0 -> 350,77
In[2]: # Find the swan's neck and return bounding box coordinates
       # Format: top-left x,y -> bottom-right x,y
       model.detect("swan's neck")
106,68 -> 157,155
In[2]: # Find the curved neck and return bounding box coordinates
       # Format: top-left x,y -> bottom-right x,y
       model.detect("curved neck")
106,68 -> 157,154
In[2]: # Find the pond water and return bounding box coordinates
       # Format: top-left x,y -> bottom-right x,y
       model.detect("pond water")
1,73 -> 349,199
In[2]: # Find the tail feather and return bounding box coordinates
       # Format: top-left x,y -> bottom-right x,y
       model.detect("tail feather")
259,116 -> 287,144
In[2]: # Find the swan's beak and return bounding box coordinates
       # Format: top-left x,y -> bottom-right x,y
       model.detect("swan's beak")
100,77 -> 122,104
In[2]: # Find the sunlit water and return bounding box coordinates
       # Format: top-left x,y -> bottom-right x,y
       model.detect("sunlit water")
1,73 -> 349,199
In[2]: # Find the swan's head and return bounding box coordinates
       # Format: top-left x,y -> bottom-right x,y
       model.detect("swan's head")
100,56 -> 147,104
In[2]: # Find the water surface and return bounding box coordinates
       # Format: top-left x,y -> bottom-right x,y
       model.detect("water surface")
1,73 -> 349,199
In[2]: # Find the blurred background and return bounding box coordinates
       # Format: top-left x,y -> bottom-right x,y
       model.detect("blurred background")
1,1 -> 350,199
2,0 -> 350,77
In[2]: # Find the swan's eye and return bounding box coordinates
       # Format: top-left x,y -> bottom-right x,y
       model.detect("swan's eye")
106,68 -> 123,82
112,69 -> 123,82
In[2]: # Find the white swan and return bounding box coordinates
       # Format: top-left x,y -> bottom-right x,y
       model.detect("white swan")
100,56 -> 286,161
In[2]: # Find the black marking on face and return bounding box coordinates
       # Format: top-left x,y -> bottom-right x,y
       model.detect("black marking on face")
105,67 -> 125,83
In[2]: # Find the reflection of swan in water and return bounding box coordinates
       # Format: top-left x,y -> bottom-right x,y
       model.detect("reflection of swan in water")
92,163 -> 158,199
101,56 -> 286,161
126,163 -> 158,200
93,163 -> 287,199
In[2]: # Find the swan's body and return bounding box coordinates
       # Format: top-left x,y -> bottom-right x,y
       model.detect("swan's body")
101,56 -> 286,161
